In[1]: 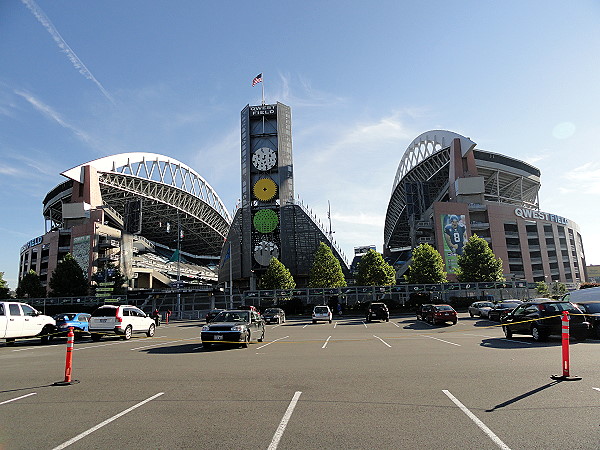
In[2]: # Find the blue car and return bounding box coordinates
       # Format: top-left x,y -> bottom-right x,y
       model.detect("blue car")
53,313 -> 91,336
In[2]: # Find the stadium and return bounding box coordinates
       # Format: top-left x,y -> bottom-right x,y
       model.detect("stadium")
384,130 -> 587,285
19,153 -> 232,293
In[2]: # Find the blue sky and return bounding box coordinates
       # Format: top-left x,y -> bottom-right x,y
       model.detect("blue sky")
1,0 -> 600,289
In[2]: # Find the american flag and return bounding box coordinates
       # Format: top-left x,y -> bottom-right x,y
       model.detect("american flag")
252,73 -> 263,86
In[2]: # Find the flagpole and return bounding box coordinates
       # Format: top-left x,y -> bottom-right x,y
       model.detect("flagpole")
229,242 -> 233,309
261,73 -> 265,105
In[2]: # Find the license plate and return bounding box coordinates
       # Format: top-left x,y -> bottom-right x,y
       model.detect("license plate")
214,335 -> 223,340
99,319 -> 107,322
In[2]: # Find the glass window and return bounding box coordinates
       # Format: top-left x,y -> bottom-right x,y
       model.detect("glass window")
91,307 -> 117,317
21,305 -> 36,316
0,304 -> 4,316
9,304 -> 21,316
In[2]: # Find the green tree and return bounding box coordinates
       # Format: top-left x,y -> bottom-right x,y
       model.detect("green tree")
535,281 -> 550,298
48,253 -> 89,297
0,272 -> 12,299
355,249 -> 396,286
404,244 -> 447,284
259,257 -> 296,290
549,281 -> 567,299
455,235 -> 504,282
16,270 -> 45,298
309,242 -> 347,288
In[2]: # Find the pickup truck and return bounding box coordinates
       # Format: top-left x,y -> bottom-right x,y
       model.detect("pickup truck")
0,301 -> 56,345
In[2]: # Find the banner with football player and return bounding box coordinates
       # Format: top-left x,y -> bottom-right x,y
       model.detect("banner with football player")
441,214 -> 468,274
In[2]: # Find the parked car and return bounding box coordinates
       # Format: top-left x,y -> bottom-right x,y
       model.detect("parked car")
416,304 -> 433,321
53,312 -> 91,337
424,304 -> 457,325
89,305 -> 156,341
312,305 -> 332,324
0,301 -> 56,345
573,301 -> 600,339
468,301 -> 494,318
263,308 -> 286,324
487,300 -> 523,322
205,309 -> 225,323
501,300 -> 589,341
201,310 -> 264,349
366,302 -> 389,322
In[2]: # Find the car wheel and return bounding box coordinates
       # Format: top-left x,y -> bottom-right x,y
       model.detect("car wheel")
241,332 -> 249,348
258,328 -> 264,342
595,325 -> 600,339
329,319 -> 332,324
312,320 -> 317,324
40,325 -> 54,344
5,338 -> 15,346
469,312 -> 474,317
386,318 -> 389,322
452,320 -> 457,325
531,325 -> 547,342
503,326 -> 512,338
91,333 -> 102,342
122,325 -> 133,340
147,323 -> 155,337
203,342 -> 211,350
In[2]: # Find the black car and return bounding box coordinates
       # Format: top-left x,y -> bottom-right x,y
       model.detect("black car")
574,301 -> 600,339
487,300 -> 523,322
201,310 -> 265,349
501,300 -> 589,342
416,304 -> 433,321
366,302 -> 390,322
263,308 -> 286,324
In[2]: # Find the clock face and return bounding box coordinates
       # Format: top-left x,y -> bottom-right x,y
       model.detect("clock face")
253,178 -> 278,202
253,209 -> 278,233
252,147 -> 277,171
254,240 -> 279,266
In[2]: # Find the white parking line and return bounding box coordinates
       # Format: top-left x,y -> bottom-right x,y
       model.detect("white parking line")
362,321 -> 367,328
443,390 -> 511,450
256,336 -> 289,350
74,341 -> 126,351
322,336 -> 332,349
421,335 -> 461,346
334,322 -> 338,329
52,392 -> 164,450
302,324 -> 309,329
0,392 -> 37,405
593,387 -> 600,392
373,335 -> 391,347
267,391 -> 302,450
391,322 -> 400,327
130,339 -> 187,351
11,346 -> 42,352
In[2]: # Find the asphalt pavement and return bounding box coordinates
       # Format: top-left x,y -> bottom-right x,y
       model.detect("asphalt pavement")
1,313 -> 599,449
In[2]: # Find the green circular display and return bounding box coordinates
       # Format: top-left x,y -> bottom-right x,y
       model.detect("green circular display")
253,209 -> 279,233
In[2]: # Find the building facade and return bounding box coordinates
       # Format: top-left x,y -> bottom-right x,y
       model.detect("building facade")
19,153 -> 231,293
384,130 -> 586,285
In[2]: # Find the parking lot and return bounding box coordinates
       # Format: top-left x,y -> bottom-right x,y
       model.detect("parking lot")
1,313 -> 599,449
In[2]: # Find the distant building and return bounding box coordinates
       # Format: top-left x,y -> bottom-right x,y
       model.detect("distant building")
384,130 -> 586,285
587,265 -> 600,283
19,153 -> 230,293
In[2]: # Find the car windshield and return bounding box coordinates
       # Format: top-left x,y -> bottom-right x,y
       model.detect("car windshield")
54,313 -> 76,321
264,309 -> 279,314
91,308 -> 117,317
315,307 -> 328,314
214,311 -> 249,322
481,302 -> 493,307
436,305 -> 453,311
497,302 -> 520,308
578,303 -> 600,313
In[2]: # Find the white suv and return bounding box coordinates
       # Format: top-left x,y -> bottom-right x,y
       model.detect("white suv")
89,305 -> 155,341
312,305 -> 332,324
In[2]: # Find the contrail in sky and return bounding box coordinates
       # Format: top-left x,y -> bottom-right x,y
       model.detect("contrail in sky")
21,0 -> 115,104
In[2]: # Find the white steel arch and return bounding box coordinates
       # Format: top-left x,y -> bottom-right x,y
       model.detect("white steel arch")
391,130 -> 476,194
61,152 -> 232,223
